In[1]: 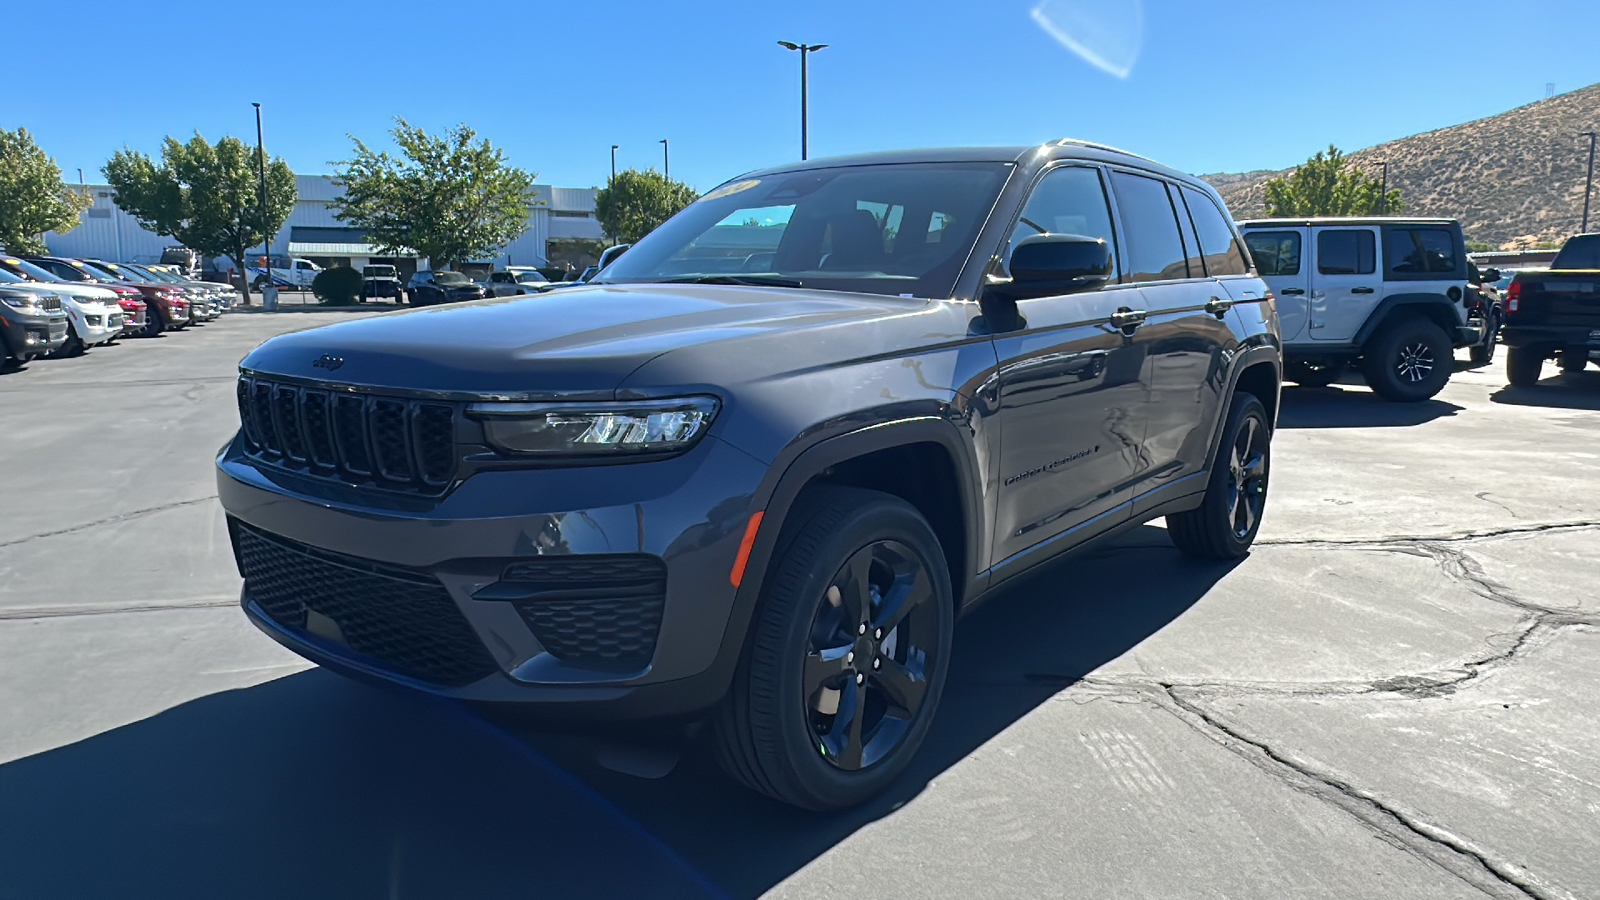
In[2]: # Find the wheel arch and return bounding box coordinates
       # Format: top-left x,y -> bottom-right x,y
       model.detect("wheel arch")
1355,294 -> 1461,349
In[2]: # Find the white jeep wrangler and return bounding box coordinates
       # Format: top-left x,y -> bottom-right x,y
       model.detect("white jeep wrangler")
1240,218 -> 1482,402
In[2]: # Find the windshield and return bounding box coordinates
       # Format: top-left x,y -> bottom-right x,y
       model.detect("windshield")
2,257 -> 60,282
364,266 -> 396,277
96,262 -> 153,282
76,261 -> 128,282
433,272 -> 470,286
597,162 -> 1011,298
0,269 -> 26,284
126,265 -> 181,283
514,272 -> 548,284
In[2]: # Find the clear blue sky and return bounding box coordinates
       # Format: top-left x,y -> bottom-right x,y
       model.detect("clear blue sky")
8,0 -> 1599,192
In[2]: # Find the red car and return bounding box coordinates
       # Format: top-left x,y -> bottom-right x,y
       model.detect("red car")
23,256 -> 186,336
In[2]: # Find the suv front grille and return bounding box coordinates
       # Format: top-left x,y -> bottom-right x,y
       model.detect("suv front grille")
234,521 -> 498,687
501,555 -> 668,667
236,375 -> 458,494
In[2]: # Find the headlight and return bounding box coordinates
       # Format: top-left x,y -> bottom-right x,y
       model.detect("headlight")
467,397 -> 719,456
0,292 -> 39,311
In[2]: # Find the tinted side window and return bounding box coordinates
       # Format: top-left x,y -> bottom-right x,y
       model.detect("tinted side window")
1317,230 -> 1376,275
1385,228 -> 1456,274
1110,172 -> 1189,283
1181,187 -> 1250,276
1172,185 -> 1206,278
1006,165 -> 1119,280
1243,232 -> 1301,276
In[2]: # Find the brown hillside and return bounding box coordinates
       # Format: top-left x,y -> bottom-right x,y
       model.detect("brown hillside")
1202,83 -> 1600,249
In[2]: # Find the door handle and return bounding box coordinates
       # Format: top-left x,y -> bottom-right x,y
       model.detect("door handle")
1279,288 -> 1306,295
1351,287 -> 1376,294
1109,308 -> 1148,332
1205,296 -> 1233,319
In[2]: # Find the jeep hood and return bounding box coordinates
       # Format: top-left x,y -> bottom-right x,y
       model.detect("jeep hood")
239,283 -> 965,397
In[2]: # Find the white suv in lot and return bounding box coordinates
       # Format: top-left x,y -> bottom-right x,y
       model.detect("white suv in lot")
1241,218 -> 1479,402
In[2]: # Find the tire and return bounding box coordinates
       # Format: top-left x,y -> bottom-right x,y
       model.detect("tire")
141,306 -> 166,338
1561,349 -> 1590,373
713,486 -> 954,810
1167,392 -> 1271,560
1505,346 -> 1543,386
1359,317 -> 1453,402
1285,360 -> 1346,388
1469,315 -> 1500,366
53,330 -> 85,358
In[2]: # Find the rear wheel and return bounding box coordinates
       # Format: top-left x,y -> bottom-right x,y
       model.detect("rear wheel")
1561,349 -> 1590,373
1285,360 -> 1346,388
1168,393 -> 1271,560
1360,317 -> 1452,402
1505,347 -> 1543,386
1469,314 -> 1500,366
713,487 -> 953,810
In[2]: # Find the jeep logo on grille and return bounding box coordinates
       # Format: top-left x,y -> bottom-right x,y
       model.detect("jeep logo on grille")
312,354 -> 345,371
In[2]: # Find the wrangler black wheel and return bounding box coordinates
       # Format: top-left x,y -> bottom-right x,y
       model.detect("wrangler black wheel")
714,487 -> 952,810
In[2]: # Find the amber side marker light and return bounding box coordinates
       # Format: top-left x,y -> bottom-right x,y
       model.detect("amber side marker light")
730,511 -> 765,588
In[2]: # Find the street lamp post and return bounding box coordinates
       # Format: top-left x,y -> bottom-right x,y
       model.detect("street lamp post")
660,139 -> 669,179
778,41 -> 828,160
1377,161 -> 1389,215
611,145 -> 619,182
251,102 -> 270,307
1582,131 -> 1597,234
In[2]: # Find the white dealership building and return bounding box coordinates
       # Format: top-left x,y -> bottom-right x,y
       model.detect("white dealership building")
45,174 -> 606,277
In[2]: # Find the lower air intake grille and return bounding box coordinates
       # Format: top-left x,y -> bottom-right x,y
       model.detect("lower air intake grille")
502,555 -> 668,667
234,522 -> 497,687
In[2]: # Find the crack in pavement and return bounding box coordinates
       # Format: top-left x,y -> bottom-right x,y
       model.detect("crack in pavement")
1257,518 -> 1600,548
0,496 -> 217,549
1153,684 -> 1569,900
0,597 -> 240,620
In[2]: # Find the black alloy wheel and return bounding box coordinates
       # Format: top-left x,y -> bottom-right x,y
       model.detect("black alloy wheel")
1168,392 -> 1271,560
803,540 -> 940,772
714,487 -> 953,810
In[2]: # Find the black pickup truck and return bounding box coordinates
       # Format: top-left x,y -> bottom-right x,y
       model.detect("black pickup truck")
1503,233 -> 1600,385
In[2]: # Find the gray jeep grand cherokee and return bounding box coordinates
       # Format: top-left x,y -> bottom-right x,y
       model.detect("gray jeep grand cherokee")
218,141 -> 1282,809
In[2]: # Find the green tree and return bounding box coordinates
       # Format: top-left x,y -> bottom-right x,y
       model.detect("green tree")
103,133 -> 296,304
594,169 -> 699,244
1465,240 -> 1495,253
1262,146 -> 1403,217
0,128 -> 92,254
331,119 -> 535,270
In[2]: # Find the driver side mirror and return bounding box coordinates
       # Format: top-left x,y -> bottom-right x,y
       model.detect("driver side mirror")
986,233 -> 1113,302
1481,267 -> 1501,283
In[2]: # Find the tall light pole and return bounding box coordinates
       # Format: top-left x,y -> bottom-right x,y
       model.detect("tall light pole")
778,41 -> 828,160
660,139 -> 669,179
610,145 -> 619,182
1582,131 -> 1597,234
251,102 -> 269,306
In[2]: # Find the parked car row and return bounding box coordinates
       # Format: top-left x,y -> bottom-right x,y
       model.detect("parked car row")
0,253 -> 240,369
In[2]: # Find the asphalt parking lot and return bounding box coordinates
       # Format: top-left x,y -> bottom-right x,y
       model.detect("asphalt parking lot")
2,309 -> 1597,900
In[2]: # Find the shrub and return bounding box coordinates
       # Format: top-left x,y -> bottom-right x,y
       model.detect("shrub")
312,266 -> 364,305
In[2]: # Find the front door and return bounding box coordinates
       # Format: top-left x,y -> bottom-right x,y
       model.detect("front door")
1307,225 -> 1381,341
1243,227 -> 1309,340
990,164 -> 1149,568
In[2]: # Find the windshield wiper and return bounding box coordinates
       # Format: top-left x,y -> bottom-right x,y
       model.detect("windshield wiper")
662,274 -> 804,288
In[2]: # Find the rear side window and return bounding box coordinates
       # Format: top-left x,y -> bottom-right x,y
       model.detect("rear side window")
1181,188 -> 1250,276
1317,230 -> 1376,275
1111,172 -> 1190,283
1243,231 -> 1301,276
1385,228 -> 1457,274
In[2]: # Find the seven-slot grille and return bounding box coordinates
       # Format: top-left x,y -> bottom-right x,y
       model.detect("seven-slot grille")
236,375 -> 459,494
41,295 -> 62,312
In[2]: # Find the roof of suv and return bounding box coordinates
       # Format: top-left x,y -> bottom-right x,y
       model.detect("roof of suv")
1240,217 -> 1459,227
735,139 -> 1199,187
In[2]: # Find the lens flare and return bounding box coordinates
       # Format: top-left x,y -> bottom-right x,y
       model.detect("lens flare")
1030,0 -> 1145,79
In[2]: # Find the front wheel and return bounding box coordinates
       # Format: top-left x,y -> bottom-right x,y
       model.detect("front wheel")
141,308 -> 166,337
713,487 -> 953,810
1505,346 -> 1543,386
1167,392 -> 1271,560
1360,318 -> 1453,402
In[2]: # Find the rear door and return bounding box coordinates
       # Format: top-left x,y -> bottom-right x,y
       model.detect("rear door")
1308,225 -> 1381,341
1243,228 -> 1309,340
990,164 -> 1149,567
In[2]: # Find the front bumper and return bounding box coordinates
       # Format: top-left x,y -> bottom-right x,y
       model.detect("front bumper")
1,314 -> 69,359
70,308 -> 124,345
216,434 -> 768,720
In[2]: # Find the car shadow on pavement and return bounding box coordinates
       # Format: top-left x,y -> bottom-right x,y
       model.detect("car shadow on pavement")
1276,386 -> 1463,429
0,670 -> 724,900
508,525 -> 1239,899
1490,374 -> 1600,410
